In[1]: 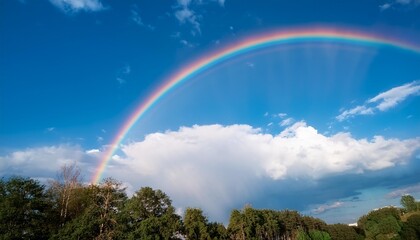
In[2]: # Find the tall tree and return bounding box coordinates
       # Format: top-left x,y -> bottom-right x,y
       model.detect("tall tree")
0,177 -> 52,240
401,195 -> 418,212
51,178 -> 127,240
123,186 -> 182,239
48,162 -> 84,225
183,208 -> 210,240
94,178 -> 127,240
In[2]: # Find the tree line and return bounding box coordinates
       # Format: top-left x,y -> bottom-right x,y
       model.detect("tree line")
1,164 -> 419,240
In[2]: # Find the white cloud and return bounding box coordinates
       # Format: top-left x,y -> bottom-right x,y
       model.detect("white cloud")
116,64 -> 131,85
173,0 -> 226,36
379,3 -> 392,10
379,0 -> 420,11
386,183 -> 420,199
246,62 -> 255,68
0,145 -> 95,178
174,6 -> 201,35
278,113 -> 287,118
312,201 -> 344,214
49,0 -> 105,13
280,117 -> 294,127
337,80 -> 420,121
131,6 -> 155,30
368,80 -> 420,111
116,78 -> 125,84
336,106 -> 374,121
86,149 -> 100,155
101,122 -> 419,219
180,39 -> 195,48
46,127 -> 56,132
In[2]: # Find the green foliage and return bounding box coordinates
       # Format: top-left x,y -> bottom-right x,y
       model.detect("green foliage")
183,208 -> 211,239
123,186 -> 182,239
326,224 -> 363,240
308,230 -> 332,240
400,214 -> 420,240
0,176 -> 53,240
358,207 -> 402,240
3,171 -> 420,240
51,178 -> 127,240
400,195 -> 418,213
207,222 -> 228,240
296,229 -> 311,240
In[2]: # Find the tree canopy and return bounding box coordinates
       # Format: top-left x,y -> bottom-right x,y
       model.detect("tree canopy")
1,173 -> 419,240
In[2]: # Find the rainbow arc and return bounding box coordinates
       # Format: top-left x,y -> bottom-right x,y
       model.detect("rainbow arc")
92,26 -> 420,184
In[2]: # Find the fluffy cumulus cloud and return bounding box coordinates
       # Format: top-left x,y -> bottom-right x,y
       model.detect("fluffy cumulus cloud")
103,122 -> 419,219
49,0 -> 105,13
337,80 -> 420,121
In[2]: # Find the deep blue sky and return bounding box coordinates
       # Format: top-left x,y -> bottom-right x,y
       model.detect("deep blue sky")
1,0 -> 420,224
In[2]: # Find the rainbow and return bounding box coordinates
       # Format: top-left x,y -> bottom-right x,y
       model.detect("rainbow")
92,26 -> 420,183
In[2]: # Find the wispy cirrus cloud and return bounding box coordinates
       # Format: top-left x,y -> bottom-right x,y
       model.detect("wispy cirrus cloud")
386,183 -> 420,199
379,0 -> 420,11
116,64 -> 131,85
367,80 -> 420,111
280,117 -> 294,127
49,0 -> 105,13
174,0 -> 201,35
337,80 -> 420,121
312,201 -> 344,214
131,5 -> 155,30
173,0 -> 227,36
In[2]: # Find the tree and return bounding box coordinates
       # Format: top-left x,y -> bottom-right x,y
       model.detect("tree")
183,208 -> 211,240
51,178 -> 127,240
0,177 -> 52,240
207,222 -> 228,240
227,209 -> 246,240
124,187 -> 182,239
326,224 -> 363,240
401,195 -> 418,212
308,230 -> 332,240
400,214 -> 420,240
357,207 -> 402,240
48,162 -> 84,226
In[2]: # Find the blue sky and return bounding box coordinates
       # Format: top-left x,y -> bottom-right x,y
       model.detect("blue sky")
1,0 -> 420,224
